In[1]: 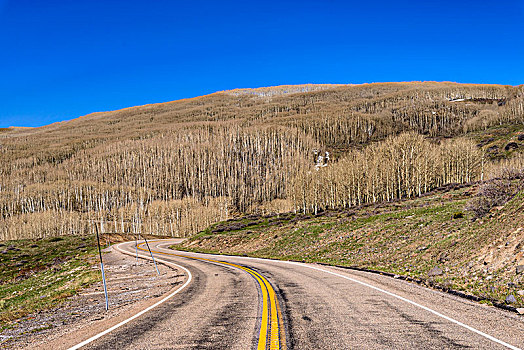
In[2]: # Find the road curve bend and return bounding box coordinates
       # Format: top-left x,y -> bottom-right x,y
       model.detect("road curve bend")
73,239 -> 523,349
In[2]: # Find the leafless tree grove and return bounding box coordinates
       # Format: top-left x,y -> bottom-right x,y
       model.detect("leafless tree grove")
1,82 -> 522,239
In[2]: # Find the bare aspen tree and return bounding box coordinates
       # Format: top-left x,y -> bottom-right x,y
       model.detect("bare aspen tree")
1,82 -> 521,240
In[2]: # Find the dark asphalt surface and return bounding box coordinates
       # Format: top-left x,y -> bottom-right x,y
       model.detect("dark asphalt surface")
81,239 -> 524,350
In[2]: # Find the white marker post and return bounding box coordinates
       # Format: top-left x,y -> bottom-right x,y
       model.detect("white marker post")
141,234 -> 160,275
132,220 -> 139,265
134,234 -> 139,264
95,223 -> 109,311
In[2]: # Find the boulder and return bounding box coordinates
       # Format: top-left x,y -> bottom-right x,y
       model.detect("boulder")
478,137 -> 495,147
428,267 -> 443,277
504,142 -> 518,151
438,253 -> 449,263
517,265 -> 524,275
505,294 -> 517,304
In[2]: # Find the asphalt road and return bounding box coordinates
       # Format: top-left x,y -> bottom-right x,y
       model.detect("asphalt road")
76,239 -> 524,350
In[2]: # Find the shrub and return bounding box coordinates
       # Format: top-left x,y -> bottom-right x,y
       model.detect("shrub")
452,212 -> 464,219
466,178 -> 522,218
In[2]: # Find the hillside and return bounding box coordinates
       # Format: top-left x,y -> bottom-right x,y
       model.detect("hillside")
1,82 -> 523,241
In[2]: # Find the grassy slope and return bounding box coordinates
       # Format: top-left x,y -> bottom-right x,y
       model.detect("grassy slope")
177,185 -> 524,308
467,122 -> 524,161
0,232 -> 171,329
0,236 -> 100,328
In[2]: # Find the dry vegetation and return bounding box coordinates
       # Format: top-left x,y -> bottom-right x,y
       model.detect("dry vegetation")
1,82 -> 523,240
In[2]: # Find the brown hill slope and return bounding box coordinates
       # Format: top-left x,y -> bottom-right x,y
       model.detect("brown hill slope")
0,82 -> 523,240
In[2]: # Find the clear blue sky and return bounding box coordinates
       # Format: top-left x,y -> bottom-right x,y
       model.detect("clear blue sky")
1,0 -> 523,127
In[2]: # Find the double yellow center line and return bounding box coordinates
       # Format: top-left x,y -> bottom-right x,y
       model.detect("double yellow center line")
137,243 -> 286,350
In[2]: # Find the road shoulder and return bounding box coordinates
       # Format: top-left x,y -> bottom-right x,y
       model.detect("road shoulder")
2,244 -> 186,350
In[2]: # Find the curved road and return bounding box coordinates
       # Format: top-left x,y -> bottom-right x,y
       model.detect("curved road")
76,239 -> 524,349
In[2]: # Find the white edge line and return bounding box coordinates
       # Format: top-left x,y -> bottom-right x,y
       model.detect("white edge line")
68,242 -> 192,350
286,261 -> 522,350
167,247 -> 521,350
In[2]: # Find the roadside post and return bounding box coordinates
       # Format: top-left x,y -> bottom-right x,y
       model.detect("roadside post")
141,234 -> 160,275
95,223 -> 109,311
132,222 -> 139,264
134,234 -> 139,264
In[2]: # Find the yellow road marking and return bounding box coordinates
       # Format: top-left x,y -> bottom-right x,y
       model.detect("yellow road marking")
245,269 -> 280,350
276,295 -> 287,350
136,242 -> 283,350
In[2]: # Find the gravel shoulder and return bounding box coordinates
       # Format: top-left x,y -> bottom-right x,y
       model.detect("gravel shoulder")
0,244 -> 186,350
